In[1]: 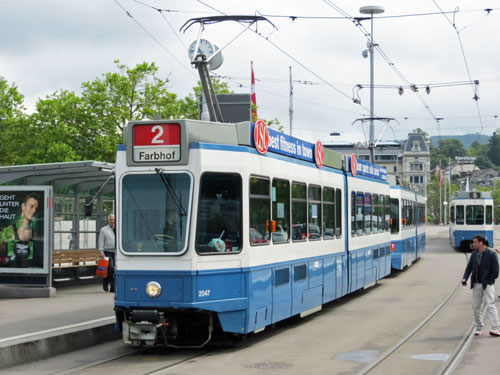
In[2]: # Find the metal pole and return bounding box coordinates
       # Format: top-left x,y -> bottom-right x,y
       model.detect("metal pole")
369,13 -> 375,164
439,161 -> 442,225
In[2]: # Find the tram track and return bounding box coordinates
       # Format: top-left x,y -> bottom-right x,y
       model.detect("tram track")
47,345 -> 211,375
357,251 -> 473,375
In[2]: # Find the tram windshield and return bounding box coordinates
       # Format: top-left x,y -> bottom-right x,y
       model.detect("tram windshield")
121,173 -> 192,254
466,205 -> 484,225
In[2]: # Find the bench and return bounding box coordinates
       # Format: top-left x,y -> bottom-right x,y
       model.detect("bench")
52,249 -> 100,280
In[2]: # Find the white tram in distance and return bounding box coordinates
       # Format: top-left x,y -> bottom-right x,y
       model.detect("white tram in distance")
114,119 -> 424,347
449,191 -> 494,250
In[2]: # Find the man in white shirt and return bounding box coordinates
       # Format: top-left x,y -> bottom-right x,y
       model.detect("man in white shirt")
99,214 -> 115,292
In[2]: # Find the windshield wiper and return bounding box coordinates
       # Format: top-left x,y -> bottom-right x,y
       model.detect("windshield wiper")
155,168 -> 187,216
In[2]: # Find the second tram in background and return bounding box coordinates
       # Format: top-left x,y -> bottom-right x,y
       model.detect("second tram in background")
389,186 -> 426,270
449,191 -> 494,250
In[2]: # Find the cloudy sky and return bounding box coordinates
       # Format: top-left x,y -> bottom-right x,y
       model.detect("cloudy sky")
2,0 -> 499,144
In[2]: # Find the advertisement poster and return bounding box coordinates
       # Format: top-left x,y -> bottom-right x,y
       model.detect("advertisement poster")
0,187 -> 50,275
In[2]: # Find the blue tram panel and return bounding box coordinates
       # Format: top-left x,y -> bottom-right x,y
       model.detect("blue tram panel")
449,191 -> 494,250
113,119 -> 424,348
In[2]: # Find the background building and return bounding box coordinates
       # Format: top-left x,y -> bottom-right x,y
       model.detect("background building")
324,132 -> 431,195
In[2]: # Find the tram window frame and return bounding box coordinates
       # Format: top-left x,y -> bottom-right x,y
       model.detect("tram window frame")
384,195 -> 390,231
323,187 -> 335,240
336,188 -> 342,238
272,178 -> 290,244
308,185 -> 322,240
486,205 -> 493,225
195,172 -> 243,255
351,191 -> 356,236
249,176 -> 271,246
450,205 -> 455,223
292,182 -> 307,242
390,198 -> 399,234
466,205 -> 484,225
121,172 -> 192,255
372,193 -> 380,233
456,205 -> 464,225
364,193 -> 372,234
355,191 -> 365,235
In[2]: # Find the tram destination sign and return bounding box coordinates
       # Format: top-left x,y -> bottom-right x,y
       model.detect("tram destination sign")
132,123 -> 181,162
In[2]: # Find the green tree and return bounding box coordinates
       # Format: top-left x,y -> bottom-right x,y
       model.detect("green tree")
487,130 -> 500,166
181,78 -> 232,119
0,77 -> 26,165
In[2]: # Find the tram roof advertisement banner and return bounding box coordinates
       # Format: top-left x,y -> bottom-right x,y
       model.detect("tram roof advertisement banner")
349,155 -> 388,182
250,121 -> 318,163
0,186 -> 51,276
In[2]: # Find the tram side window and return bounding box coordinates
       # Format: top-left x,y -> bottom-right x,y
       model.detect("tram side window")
272,179 -> 290,244
308,185 -> 322,240
384,195 -> 390,231
195,173 -> 242,254
417,203 -> 425,225
292,183 -> 307,241
466,205 -> 484,225
351,191 -> 356,236
390,198 -> 399,234
336,189 -> 342,237
375,194 -> 382,233
486,206 -> 493,225
323,187 -> 335,240
450,206 -> 455,223
456,205 -> 464,225
249,177 -> 270,246
356,192 -> 365,235
364,193 -> 372,234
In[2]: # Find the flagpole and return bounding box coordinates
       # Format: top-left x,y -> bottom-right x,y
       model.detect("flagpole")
439,160 -> 442,225
289,66 -> 293,136
251,61 -> 257,122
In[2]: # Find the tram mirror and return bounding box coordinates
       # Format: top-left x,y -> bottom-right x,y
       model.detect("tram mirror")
85,197 -> 93,217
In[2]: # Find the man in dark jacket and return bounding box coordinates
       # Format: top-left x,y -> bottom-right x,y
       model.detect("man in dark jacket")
462,234 -> 500,336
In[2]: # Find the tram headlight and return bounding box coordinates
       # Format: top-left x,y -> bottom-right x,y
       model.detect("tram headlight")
145,281 -> 162,298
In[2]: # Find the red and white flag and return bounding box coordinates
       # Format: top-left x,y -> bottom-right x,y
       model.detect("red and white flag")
251,61 -> 257,122
438,166 -> 443,187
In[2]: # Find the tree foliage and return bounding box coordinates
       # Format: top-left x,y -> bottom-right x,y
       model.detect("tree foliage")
0,62 -> 245,165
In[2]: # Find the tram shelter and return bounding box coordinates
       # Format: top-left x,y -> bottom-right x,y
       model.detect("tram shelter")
0,161 -> 114,297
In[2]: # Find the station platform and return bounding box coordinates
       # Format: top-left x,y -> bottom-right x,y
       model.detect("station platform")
0,283 -> 118,368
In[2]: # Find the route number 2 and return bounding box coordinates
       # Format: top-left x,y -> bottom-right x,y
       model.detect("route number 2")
151,125 -> 164,144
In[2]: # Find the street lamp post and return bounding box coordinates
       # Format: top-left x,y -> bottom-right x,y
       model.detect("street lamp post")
360,5 -> 384,164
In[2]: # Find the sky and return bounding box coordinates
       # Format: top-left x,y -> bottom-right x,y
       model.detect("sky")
2,0 -> 500,145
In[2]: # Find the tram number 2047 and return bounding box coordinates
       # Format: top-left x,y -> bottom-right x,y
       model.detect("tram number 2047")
198,289 -> 211,298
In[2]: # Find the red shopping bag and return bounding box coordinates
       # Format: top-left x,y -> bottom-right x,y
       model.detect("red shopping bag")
96,257 -> 109,278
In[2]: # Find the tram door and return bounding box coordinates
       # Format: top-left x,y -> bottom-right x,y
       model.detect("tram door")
272,266 -> 292,323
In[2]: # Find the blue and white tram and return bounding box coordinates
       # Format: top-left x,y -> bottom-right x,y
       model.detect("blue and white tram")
114,119 -> 401,347
389,187 -> 426,270
449,191 -> 494,250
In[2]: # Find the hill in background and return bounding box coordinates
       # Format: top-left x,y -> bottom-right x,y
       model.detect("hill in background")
429,134 -> 489,148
